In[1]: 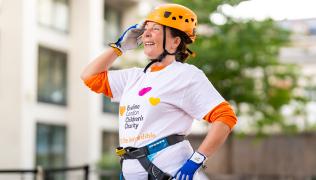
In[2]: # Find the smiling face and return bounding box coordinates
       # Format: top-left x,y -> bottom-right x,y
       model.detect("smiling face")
141,21 -> 181,59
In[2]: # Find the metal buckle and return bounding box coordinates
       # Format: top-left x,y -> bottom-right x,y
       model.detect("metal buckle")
115,147 -> 126,156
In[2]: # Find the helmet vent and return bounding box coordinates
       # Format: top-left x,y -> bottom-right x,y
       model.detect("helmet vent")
172,17 -> 177,20
191,18 -> 194,22
164,11 -> 171,18
179,16 -> 183,19
185,19 -> 189,23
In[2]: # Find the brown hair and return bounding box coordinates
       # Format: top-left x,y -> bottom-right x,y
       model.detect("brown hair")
168,27 -> 192,63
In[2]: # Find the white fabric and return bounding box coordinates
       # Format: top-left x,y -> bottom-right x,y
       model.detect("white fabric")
122,140 -> 207,179
108,60 -> 224,179
118,24 -> 144,52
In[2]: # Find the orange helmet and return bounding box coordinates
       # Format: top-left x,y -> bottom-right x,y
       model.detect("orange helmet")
145,4 -> 197,43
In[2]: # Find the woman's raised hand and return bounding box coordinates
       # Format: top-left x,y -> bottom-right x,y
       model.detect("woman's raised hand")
109,22 -> 145,54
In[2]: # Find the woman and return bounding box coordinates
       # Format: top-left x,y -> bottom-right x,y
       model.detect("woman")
81,4 -> 237,180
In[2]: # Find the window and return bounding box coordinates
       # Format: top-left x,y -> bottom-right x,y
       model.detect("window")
308,20 -> 316,36
104,3 -> 122,43
306,86 -> 316,101
102,131 -> 119,153
37,46 -> 67,106
38,0 -> 70,32
309,26 -> 316,36
36,123 -> 67,180
99,131 -> 120,179
102,96 -> 119,114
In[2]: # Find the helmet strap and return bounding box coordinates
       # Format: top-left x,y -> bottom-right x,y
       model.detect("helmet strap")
144,26 -> 177,73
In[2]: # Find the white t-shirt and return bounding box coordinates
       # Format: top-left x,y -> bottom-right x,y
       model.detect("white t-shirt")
108,60 -> 224,178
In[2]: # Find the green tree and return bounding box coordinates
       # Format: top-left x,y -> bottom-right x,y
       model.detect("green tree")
170,0 -> 307,135
97,152 -> 121,180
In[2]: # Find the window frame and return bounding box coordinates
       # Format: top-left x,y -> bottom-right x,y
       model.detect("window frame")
37,0 -> 71,33
35,123 -> 67,168
103,2 -> 123,44
37,46 -> 68,106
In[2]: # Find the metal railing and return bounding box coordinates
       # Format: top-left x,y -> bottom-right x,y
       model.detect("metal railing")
0,165 -> 89,180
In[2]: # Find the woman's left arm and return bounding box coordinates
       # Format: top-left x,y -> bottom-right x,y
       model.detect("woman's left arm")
198,101 -> 237,157
175,101 -> 237,180
197,121 -> 231,157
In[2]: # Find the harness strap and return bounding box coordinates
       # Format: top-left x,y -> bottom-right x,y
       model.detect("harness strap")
117,134 -> 185,180
144,26 -> 177,73
138,155 -> 173,180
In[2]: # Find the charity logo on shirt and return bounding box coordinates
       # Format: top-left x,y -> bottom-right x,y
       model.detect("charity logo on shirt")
118,86 -> 163,145
123,104 -> 143,130
120,86 -> 161,130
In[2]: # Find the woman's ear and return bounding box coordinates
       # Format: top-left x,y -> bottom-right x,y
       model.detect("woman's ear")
173,36 -> 181,49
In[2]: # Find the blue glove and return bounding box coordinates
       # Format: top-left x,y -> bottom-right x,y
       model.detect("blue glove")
109,22 -> 144,54
175,151 -> 207,180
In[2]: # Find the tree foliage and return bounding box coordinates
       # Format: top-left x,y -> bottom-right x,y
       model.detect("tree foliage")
170,0 -> 307,134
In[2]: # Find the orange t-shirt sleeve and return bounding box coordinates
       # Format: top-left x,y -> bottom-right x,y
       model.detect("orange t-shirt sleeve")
83,71 -> 113,98
203,101 -> 237,130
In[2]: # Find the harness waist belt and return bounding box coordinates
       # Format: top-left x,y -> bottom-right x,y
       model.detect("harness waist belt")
119,134 -> 185,159
116,134 -> 186,180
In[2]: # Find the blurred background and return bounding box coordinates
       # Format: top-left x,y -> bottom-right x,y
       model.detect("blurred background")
0,0 -> 315,179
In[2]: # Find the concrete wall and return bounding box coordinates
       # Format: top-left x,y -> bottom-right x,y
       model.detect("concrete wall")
0,0 -> 25,168
189,132 -> 316,179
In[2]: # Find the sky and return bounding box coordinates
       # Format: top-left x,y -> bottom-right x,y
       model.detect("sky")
222,0 -> 316,21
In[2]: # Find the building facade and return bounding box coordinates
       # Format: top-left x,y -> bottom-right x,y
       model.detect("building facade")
279,18 -> 316,130
0,0 -> 162,179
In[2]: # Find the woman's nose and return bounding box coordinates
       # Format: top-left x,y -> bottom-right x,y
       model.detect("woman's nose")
143,29 -> 152,38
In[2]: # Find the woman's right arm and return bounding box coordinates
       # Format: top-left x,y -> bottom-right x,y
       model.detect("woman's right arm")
80,48 -> 119,81
81,23 -> 144,81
